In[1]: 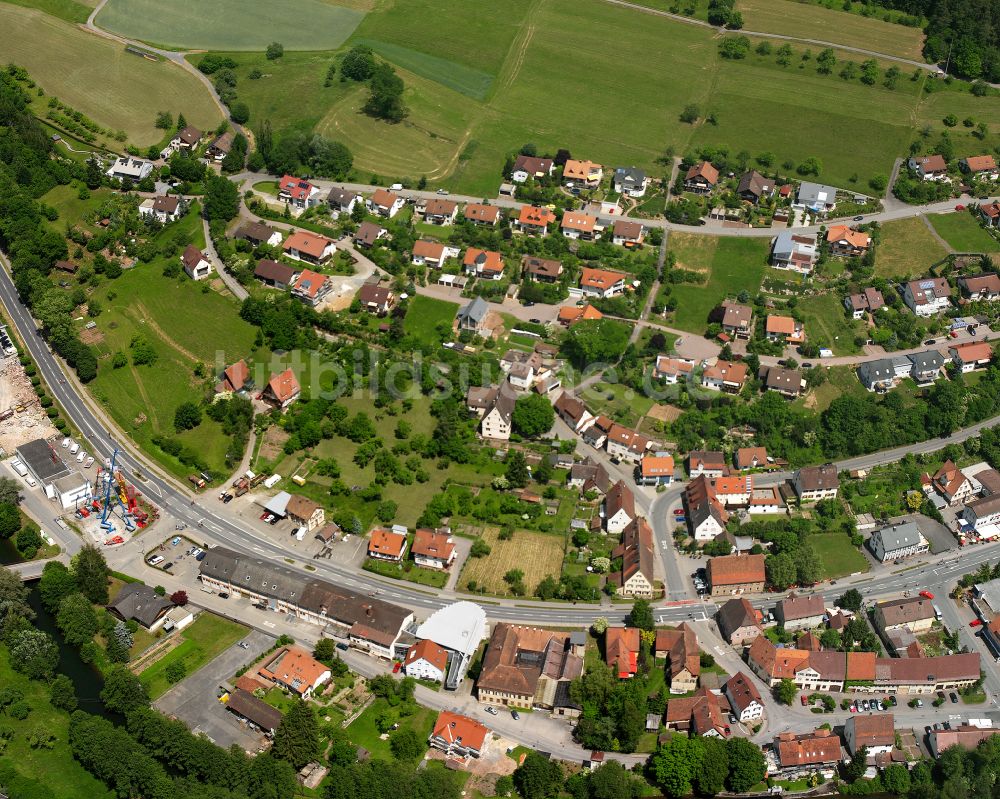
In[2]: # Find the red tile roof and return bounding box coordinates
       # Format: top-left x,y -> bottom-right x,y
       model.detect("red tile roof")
266,369 -> 300,404
368,528 -> 407,559
707,553 -> 765,587
431,711 -> 489,752
404,638 -> 449,673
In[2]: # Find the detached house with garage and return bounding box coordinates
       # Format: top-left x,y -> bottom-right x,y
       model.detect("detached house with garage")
826,226 -> 871,258
982,201 -> 1000,228
421,198 -> 458,225
797,182 -> 838,215
579,267 -> 627,298
613,167 -> 649,197
761,366 -> 804,398
563,159 -> 603,188
411,528 -> 456,570
463,203 -> 502,226
521,255 -> 563,282
903,277 -> 952,316
170,125 -> 203,151
638,453 -> 675,486
278,175 -> 322,209
404,639 -> 449,683
291,269 -> 334,307
721,301 -> 753,339
511,154 -> 554,183
909,154 -> 948,181
845,287 -> 885,319
327,187 -> 360,217
206,131 -> 233,161
961,155 -> 999,180
477,381 -> 517,440
262,368 -> 300,410
139,195 -> 183,224
612,220 -> 645,248
771,232 -> 818,273
737,170 -> 775,204
283,231 -> 335,266
411,240 -> 460,268
356,283 -> 395,316
180,245 -> 212,280
655,355 -> 695,384
958,273 -> 1000,301
701,359 -> 748,393
464,249 -> 505,280
516,205 -> 557,236
950,341 -> 994,372
367,188 -> 405,218
604,424 -> 651,465
235,221 -> 282,248
766,315 -> 805,345
429,712 -> 491,760
254,259 -> 297,290
553,391 -> 594,433
368,528 -> 408,562
561,211 -> 601,241
684,161 -> 719,194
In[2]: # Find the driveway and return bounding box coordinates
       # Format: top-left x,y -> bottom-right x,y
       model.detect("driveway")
155,628 -> 275,751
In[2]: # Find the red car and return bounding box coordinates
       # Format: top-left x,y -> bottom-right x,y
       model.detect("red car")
800,695 -> 808,706
950,330 -> 959,338
920,591 -> 935,600
673,509 -> 685,516
955,204 -> 966,211
392,661 -> 402,673
970,619 -> 983,628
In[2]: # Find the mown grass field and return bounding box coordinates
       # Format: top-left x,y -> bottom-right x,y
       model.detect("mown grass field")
459,525 -> 566,596
0,646 -> 116,799
811,531 -> 870,578
96,0 -> 364,51
927,212 -> 1000,252
0,5 -> 222,146
795,293 -> 864,355
402,294 -> 459,350
2,0 -> 93,23
347,698 -> 437,759
736,0 -> 925,60
139,613 -> 248,699
668,234 -> 769,332
876,217 -> 949,278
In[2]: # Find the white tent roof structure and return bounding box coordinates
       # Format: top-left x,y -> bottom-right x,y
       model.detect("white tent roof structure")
415,601 -> 487,658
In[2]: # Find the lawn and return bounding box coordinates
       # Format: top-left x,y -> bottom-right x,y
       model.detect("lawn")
796,365 -> 867,413
0,5 -> 222,146
876,218 -> 949,278
668,234 -> 770,333
139,612 -> 248,699
795,293 -> 864,355
736,0 -> 925,60
95,0 -> 364,51
0,646 -> 115,799
459,525 -> 566,596
927,212 -> 1000,253
364,555 -> 448,588
402,294 -> 459,351
581,380 -> 655,428
346,697 -> 437,760
811,531 -> 870,579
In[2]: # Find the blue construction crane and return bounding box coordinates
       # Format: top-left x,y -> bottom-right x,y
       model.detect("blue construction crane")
99,448 -> 135,533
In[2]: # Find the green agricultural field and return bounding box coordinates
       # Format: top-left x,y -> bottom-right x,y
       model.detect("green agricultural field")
927,212 -> 1000,252
0,6 -> 222,146
95,0 -> 364,51
876,217 -> 949,278
736,0 -> 925,60
402,294 -> 459,350
811,531 -> 870,579
795,293 -> 864,355
0,647 -> 116,799
139,613 -> 248,699
668,234 -> 769,333
2,0 -> 92,24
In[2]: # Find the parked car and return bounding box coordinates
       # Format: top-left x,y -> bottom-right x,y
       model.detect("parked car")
218,591 -> 229,599
970,619 -> 983,628
950,692 -> 959,703
800,695 -> 808,706
920,591 -> 935,600
336,642 -> 348,651
849,702 -> 858,712
485,706 -> 498,715
147,555 -> 164,566
436,188 -> 449,195
392,661 -> 402,673
853,215 -> 864,221
924,339 -> 937,345
511,710 -> 520,720
955,204 -> 966,211
674,509 -> 686,516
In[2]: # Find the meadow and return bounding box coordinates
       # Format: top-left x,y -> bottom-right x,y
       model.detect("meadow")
459,525 -> 566,596
876,217 -> 949,278
95,0 -> 364,51
811,531 -> 870,578
667,234 -> 769,333
795,293 -> 864,355
736,0 -> 925,61
927,212 -> 1000,252
401,294 -> 459,350
0,5 -> 221,146
2,0 -> 93,23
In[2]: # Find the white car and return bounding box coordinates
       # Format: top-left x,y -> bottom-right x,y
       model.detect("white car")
148,555 -> 164,566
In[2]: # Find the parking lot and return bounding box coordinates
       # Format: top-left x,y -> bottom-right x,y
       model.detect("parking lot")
154,628 -> 275,752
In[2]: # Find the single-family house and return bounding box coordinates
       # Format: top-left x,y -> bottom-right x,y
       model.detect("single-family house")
278,175 -> 321,209
761,365 -> 804,398
794,464 -> 839,501
106,156 -> 153,182
579,267 -> 627,298
478,382 -> 517,440
283,230 -> 335,265
771,232 -> 819,273
981,201 -> 1000,228
654,355 -> 695,384
139,195 -> 183,224
561,211 -> 600,241
701,359 -> 748,393
950,341 -> 994,372
909,349 -> 946,383
735,447 -> 769,471
258,646 -> 331,697
605,424 -> 650,465
960,155 -> 999,180
931,459 -> 975,505
286,494 -> 325,533
686,475 -> 729,541
613,167 -> 649,197
456,296 -> 490,335
218,360 -> 252,394
716,598 -> 762,647
368,528 -> 408,562
605,626 -> 641,678
603,480 -> 636,534
563,159 -> 603,188
869,522 -> 929,563
664,689 -> 729,737
569,456 -> 610,495
826,226 -> 871,258
845,715 -> 895,756
521,255 -> 563,282
765,315 -> 805,345
797,182 -> 838,214
422,198 -> 458,225
909,154 -> 948,181
903,277 -> 952,316
262,368 -> 300,410
463,203 -> 502,226
411,528 -> 456,570
404,639 -> 449,683
553,391 -> 594,433
511,154 -> 554,183
107,583 -> 173,631
958,273 -> 1000,301
725,672 -> 765,722
721,302 -> 754,339
516,205 -> 556,235
775,593 -> 826,631
464,249 -> 505,280
845,287 -> 885,319
689,450 -> 726,478
356,283 -> 395,316
354,221 -> 386,248
609,518 -> 655,599
557,304 -> 603,325
429,712 -> 490,759
684,161 -> 719,194
170,125 -> 202,151
638,453 -> 675,486
291,268 -> 334,307
712,474 -> 752,506
411,240 -> 460,268
367,188 -> 405,218
235,221 -> 282,248
254,259 -> 297,290
612,220 -> 645,248
737,170 -> 775,204
655,623 -> 700,693
206,131 -> 233,161
180,245 -> 212,280
327,187 -> 360,216
774,729 -> 843,771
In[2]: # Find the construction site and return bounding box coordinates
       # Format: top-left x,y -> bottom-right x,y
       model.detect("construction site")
0,338 -> 58,454
74,449 -> 159,547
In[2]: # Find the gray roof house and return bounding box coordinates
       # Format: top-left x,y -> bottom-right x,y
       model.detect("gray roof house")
613,167 -> 648,197
107,583 -> 174,630
857,356 -> 912,391
456,296 -> 490,333
908,350 -> 946,383
868,521 -> 929,563
797,182 -> 838,213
